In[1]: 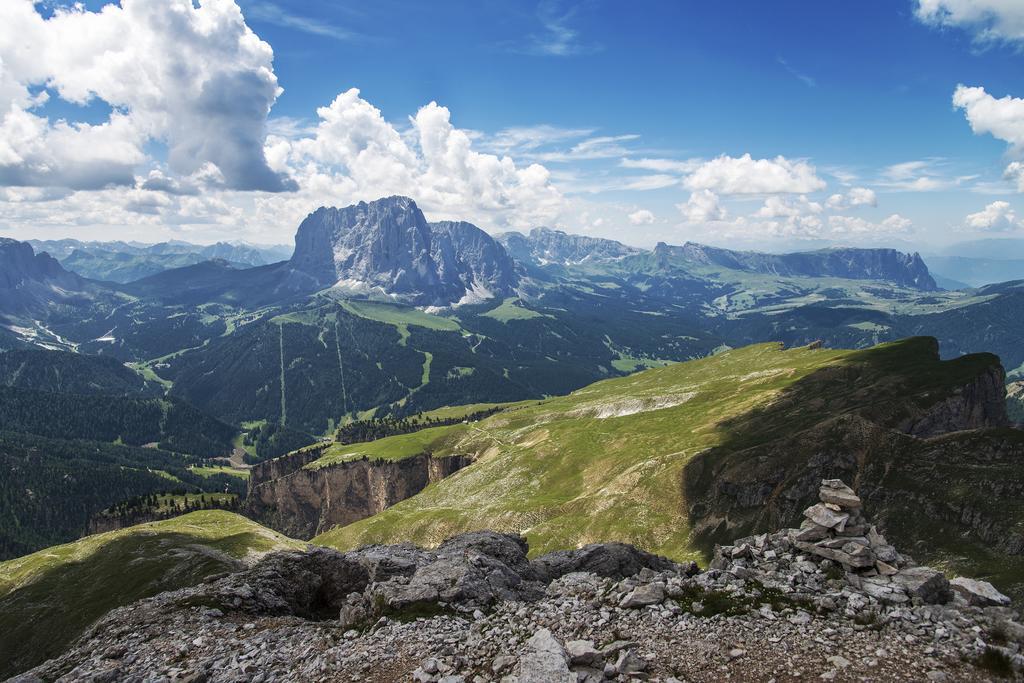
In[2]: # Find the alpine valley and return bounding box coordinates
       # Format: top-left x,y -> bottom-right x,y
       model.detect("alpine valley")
5,196 -> 1024,681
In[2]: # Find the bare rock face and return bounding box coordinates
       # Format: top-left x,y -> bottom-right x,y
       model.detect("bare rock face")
287,196 -> 518,306
899,362 -> 1009,437
246,451 -> 471,539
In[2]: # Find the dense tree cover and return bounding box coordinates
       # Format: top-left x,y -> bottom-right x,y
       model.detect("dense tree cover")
242,423 -> 317,463
0,386 -> 236,457
0,349 -> 162,396
0,431 -> 245,559
50,302 -> 228,362
334,407 -> 504,444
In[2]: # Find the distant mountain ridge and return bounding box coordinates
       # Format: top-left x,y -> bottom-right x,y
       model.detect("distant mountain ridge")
650,241 -> 937,290
27,238 -> 292,284
497,227 -> 641,267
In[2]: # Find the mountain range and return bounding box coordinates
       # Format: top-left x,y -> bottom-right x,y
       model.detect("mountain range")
26,238 -> 292,284
3,195 -> 1024,437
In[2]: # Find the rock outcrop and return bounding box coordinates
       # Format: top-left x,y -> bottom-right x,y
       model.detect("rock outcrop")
899,361 -> 1009,437
17,487 -> 1024,682
287,196 -> 518,306
246,449 -> 471,539
0,238 -> 95,318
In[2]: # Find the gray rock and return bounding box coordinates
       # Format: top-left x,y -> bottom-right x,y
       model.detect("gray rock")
949,577 -> 1011,607
614,649 -> 646,675
819,481 -> 862,509
565,640 -> 602,667
619,583 -> 665,608
531,542 -> 683,582
803,503 -> 850,531
891,567 -> 953,605
518,629 -> 574,683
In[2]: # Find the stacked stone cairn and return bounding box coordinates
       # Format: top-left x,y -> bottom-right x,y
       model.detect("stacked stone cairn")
713,479 -> 1011,609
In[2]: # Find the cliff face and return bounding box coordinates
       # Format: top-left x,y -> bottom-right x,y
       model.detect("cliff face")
898,363 -> 1009,437
246,448 -> 471,539
287,196 -> 517,306
683,349 -> 1019,569
653,241 -> 938,290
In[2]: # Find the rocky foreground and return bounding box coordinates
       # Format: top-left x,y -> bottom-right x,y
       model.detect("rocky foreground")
12,481 -> 1024,682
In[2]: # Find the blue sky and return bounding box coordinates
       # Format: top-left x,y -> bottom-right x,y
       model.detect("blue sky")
3,0 -> 1024,249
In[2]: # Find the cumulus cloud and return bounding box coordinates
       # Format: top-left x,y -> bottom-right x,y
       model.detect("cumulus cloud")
964,200 -> 1020,231
683,154 -> 826,195
677,190 -> 726,223
825,187 -> 877,209
1004,162 -> 1024,191
953,85 -> 1024,152
0,0 -> 294,192
628,209 -> 655,225
756,195 -> 823,219
915,0 -> 1024,45
829,214 -> 913,235
269,88 -> 567,231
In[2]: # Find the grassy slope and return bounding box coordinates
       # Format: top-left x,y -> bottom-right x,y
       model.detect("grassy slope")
314,342 -> 852,557
0,511 -> 303,679
339,300 -> 461,331
480,297 -> 548,322
307,423 -> 469,469
313,338 -> 1005,564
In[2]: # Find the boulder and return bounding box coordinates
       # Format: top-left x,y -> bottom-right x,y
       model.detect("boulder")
620,583 -> 665,608
518,629 -> 575,683
891,567 -> 953,605
531,542 -> 682,582
949,577 -> 1011,607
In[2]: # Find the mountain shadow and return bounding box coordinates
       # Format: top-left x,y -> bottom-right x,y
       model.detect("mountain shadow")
682,336 -> 1024,596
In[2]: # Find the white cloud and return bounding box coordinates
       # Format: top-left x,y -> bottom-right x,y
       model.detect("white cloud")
829,214 -> 913,235
953,85 -> 1024,153
877,159 -> 970,192
619,158 -> 702,174
482,125 -> 596,156
683,154 -> 826,195
620,175 -> 679,191
0,0 -> 293,192
1004,162 -> 1024,191
267,88 -> 567,231
515,0 -> 600,57
756,195 -> 823,219
964,200 -> 1020,231
628,209 -> 655,225
915,0 -> 1024,45
677,190 -> 726,223
244,1 -> 360,41
825,187 -> 877,209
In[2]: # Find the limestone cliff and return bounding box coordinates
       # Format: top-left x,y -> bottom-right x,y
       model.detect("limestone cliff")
246,447 -> 470,539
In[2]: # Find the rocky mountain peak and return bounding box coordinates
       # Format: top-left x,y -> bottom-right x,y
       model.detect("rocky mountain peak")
497,227 -> 640,267
0,238 -> 80,290
288,196 -> 517,306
